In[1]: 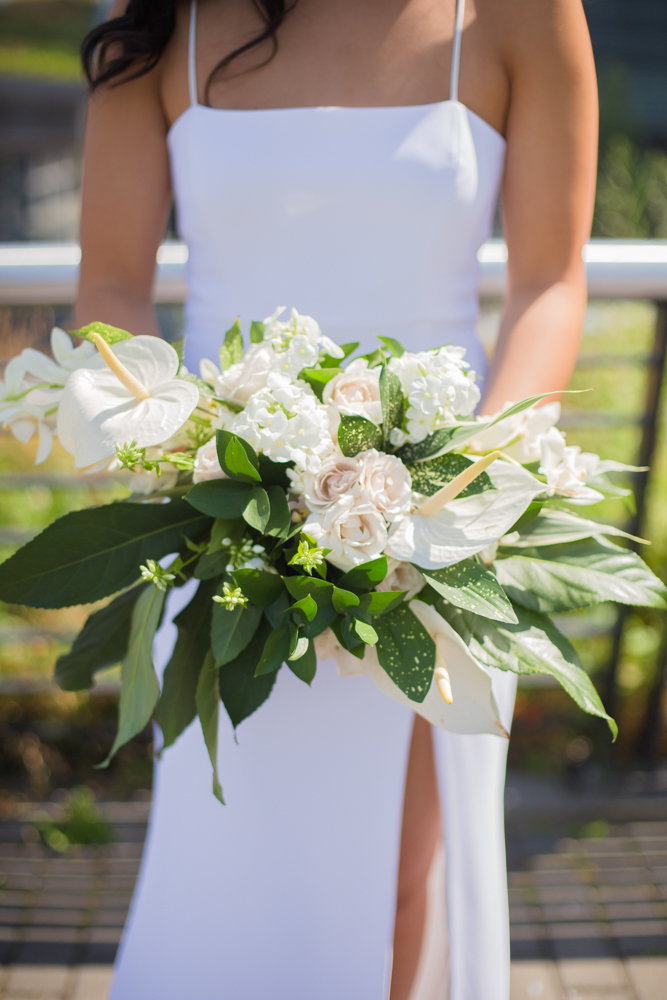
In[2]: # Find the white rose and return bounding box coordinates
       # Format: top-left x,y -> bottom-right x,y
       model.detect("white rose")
304,494 -> 388,570
301,454 -> 362,511
358,449 -> 412,521
376,558 -> 425,599
323,358 -> 382,424
193,437 -> 227,484
313,628 -> 370,677
213,342 -> 276,405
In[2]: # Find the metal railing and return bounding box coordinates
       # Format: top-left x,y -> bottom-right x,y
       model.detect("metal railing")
1,239 -> 667,759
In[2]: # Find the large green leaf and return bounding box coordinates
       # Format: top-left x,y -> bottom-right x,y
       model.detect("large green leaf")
156,579 -> 217,749
379,365 -> 404,442
495,537 -> 667,613
338,415 -> 383,457
232,568 -> 285,607
374,604 -> 436,703
287,637 -> 317,684
219,617 -> 278,727
337,557 -> 388,591
55,583 -> 147,691
407,453 -> 493,499
186,479 -> 253,519
395,428 -> 455,463
506,508 -> 644,548
0,499 -> 211,609
211,590 -> 262,666
196,651 -> 224,803
98,585 -> 165,767
255,621 -> 294,676
265,485 -> 291,538
439,601 -> 617,737
215,429 -> 260,480
242,487 -> 271,531
357,590 -> 406,616
219,317 -> 244,371
421,561 -> 517,623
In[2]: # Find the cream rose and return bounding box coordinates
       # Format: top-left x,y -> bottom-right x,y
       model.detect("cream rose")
313,628 -> 370,677
376,557 -> 425,600
207,342 -> 276,406
193,438 -> 227,484
304,495 -> 388,570
323,358 -> 382,424
358,449 -> 412,522
301,453 -> 362,511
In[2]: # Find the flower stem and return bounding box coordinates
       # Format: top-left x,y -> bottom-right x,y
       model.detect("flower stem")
92,333 -> 149,401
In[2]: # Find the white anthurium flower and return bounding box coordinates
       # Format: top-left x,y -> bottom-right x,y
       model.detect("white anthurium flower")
539,427 -> 604,504
365,600 -> 506,736
0,355 -> 28,417
2,399 -> 54,464
386,459 -> 543,569
57,335 -> 199,468
467,402 -> 561,463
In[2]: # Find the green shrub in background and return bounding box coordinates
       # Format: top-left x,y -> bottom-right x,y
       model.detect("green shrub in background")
594,134 -> 667,239
31,785 -> 113,851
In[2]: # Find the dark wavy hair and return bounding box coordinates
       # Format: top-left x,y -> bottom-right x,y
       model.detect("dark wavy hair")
81,0 -> 297,104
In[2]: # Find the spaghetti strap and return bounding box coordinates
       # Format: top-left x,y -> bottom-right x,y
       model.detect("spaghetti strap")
188,0 -> 199,107
450,0 -> 466,103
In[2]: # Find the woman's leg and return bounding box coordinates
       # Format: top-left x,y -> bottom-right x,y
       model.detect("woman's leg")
390,716 -> 441,1000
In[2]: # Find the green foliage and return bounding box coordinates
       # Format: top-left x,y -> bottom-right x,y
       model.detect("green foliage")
232,568 -> 285,607
331,587 -> 360,613
73,321 -> 133,345
594,134 -> 667,239
407,453 -> 493,499
395,428 -> 456,463
0,500 -> 211,609
264,485 -> 291,538
357,590 -> 406,616
98,584 -> 165,767
196,652 -> 224,803
421,560 -> 518,623
376,335 -> 405,357
218,617 -> 278,727
374,604 -> 436,703
255,621 -> 294,676
156,579 -> 218,749
186,479 -> 253,519
224,438 -> 261,483
337,557 -> 388,591
337,415 -> 383,456
287,637 -> 317,684
55,583 -> 147,690
379,365 -> 404,443
250,321 -> 266,343
506,508 -> 643,548
211,587 -> 262,666
219,318 -> 244,371
299,368 -> 343,400
32,787 -> 113,853
243,486 -> 271,531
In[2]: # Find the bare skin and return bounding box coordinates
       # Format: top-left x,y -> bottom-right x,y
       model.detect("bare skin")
76,2 -> 598,996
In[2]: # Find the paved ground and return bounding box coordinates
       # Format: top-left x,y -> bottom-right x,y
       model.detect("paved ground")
0,812 -> 665,998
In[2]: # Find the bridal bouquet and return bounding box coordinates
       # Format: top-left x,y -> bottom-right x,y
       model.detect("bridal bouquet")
1,310 -> 664,801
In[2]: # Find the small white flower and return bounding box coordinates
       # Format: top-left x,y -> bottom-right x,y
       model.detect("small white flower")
405,405 -> 437,443
358,449 -> 412,521
389,427 -> 409,447
263,307 -> 344,360
323,358 -> 382,425
193,437 -> 227,484
467,402 -> 561,463
539,427 -> 604,503
304,494 -> 388,570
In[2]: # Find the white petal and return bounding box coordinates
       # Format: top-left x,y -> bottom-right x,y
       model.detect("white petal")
366,600 -> 504,736
20,348 -> 68,386
50,327 -> 74,366
387,460 -> 542,569
9,418 -> 36,444
110,336 -> 180,389
35,422 -> 54,464
57,368 -> 198,467
3,355 -> 27,395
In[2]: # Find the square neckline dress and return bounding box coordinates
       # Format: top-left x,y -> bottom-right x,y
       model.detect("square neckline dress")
109,3 -> 518,998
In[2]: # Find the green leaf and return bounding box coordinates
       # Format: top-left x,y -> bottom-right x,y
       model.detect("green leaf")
495,538 -> 667,613
211,590 -> 262,666
186,480 -> 253,519
265,485 -> 291,538
155,579 -> 217,749
265,589 -> 291,629
54,584 -> 146,691
357,590 -> 407,616
376,335 -> 405,357
320,342 -> 359,368
72,321 -> 133,345
287,638 -> 317,684
506,508 -> 646,548
395,428 -> 456,463
439,602 -> 617,738
421,561 -> 518,624
194,550 -> 231,580
218,617 -> 278,728
224,437 -> 262,483
232,568 -> 285,607
299,602 -> 338,640
509,500 -> 546,533
283,575 -> 333,605
350,617 -> 378,645
219,318 -> 244,371
215,429 -> 260,478
176,372 -> 216,397
407,453 -> 493,499
0,499 -> 211,609
337,415 -> 383,457
332,587 -> 360,613
290,594 -> 318,622
255,622 -> 293,676
258,454 -> 293,488
337,557 -> 388,591
250,320 -> 266,343
374,604 -> 436,703
196,651 -> 224,803
379,365 -> 404,442
98,585 -> 165,767
243,486 -> 271,531
299,368 -> 343,400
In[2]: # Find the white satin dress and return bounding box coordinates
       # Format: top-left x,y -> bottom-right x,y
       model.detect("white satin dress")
110,2 -> 517,997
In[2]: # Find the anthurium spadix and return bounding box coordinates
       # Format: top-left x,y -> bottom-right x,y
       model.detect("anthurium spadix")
57,335 -> 199,468
366,600 -> 506,737
387,459 -> 543,569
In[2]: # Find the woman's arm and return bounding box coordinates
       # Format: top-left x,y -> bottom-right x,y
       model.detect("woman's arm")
480,0 -> 598,414
74,2 -> 175,336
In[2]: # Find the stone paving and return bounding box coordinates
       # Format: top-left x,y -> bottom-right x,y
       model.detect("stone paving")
0,818 -> 665,998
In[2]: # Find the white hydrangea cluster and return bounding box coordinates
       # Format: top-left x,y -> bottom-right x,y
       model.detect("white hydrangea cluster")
232,375 -> 334,472
388,346 -> 481,443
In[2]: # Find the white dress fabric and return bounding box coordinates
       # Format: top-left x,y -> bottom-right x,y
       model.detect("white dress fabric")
109,2 -> 517,997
